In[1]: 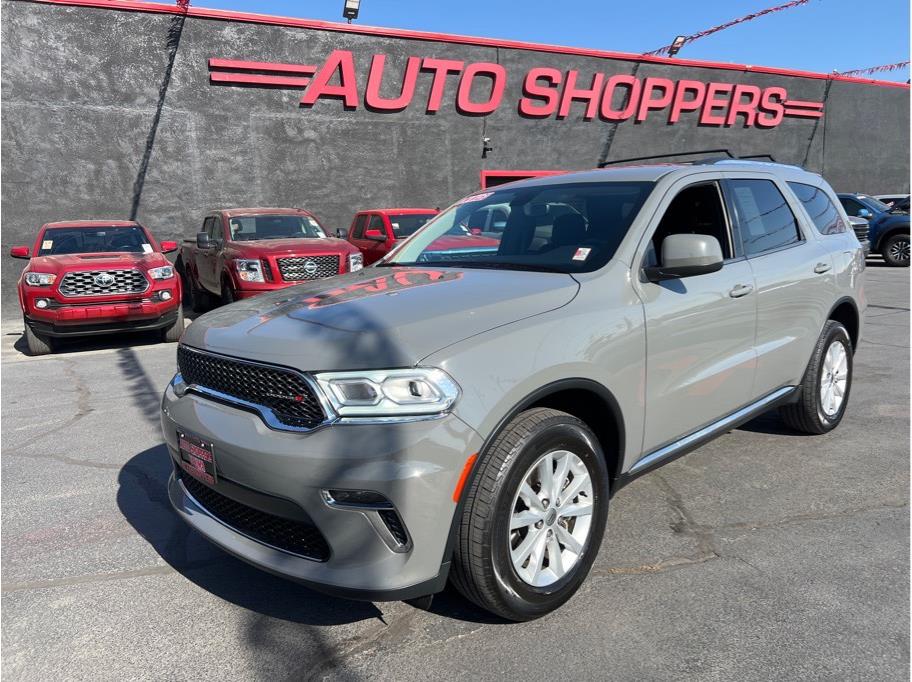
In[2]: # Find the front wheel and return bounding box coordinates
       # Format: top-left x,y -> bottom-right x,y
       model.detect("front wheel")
780,320 -> 853,434
160,306 -> 185,343
23,321 -> 53,356
450,408 -> 609,621
881,233 -> 910,267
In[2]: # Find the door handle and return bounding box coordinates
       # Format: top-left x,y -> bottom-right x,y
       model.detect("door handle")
814,262 -> 832,274
729,284 -> 753,298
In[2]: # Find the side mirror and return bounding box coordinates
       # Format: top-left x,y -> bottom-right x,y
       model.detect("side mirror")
336,227 -> 348,239
160,240 -> 178,253
644,234 -> 724,282
10,246 -> 30,259
364,228 -> 386,242
858,208 -> 873,219
196,232 -> 212,249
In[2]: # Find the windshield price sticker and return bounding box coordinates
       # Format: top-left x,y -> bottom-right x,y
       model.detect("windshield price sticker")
455,192 -> 493,205
42,240 -> 53,250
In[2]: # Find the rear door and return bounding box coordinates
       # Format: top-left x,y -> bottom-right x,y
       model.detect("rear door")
635,176 -> 758,455
200,215 -> 223,293
724,174 -> 834,397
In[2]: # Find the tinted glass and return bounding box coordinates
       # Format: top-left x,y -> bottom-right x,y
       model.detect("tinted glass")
788,182 -> 846,235
368,215 -> 386,231
839,197 -> 865,216
729,179 -> 801,256
227,215 -> 326,241
352,214 -> 368,239
206,217 -> 221,239
38,226 -> 152,255
383,181 -> 655,273
388,214 -> 437,238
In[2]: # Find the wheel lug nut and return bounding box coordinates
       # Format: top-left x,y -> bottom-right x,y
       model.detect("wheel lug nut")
535,520 -> 543,529
542,499 -> 550,509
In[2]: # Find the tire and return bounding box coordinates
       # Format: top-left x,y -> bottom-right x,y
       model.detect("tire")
23,321 -> 53,355
881,233 -> 910,267
779,320 -> 853,434
160,305 -> 185,343
450,408 -> 609,621
221,278 -> 236,306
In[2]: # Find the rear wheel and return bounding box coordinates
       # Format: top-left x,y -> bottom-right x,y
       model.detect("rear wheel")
780,320 -> 852,434
881,233 -> 910,267
23,321 -> 53,356
161,306 -> 185,343
450,408 -> 609,621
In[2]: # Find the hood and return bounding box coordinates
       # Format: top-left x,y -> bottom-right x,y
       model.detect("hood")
26,251 -> 169,273
226,237 -> 355,257
870,212 -> 910,230
181,266 -> 579,370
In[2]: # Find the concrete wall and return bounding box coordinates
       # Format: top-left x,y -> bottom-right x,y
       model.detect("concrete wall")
2,0 -> 909,317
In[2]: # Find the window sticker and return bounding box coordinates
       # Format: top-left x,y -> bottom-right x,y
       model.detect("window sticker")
42,240 -> 53,250
391,222 -> 400,229
455,192 -> 493,205
142,243 -> 153,253
572,247 -> 591,261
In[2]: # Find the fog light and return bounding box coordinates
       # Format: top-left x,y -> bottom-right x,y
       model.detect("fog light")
161,290 -> 172,301
35,299 -> 48,309
322,489 -> 392,509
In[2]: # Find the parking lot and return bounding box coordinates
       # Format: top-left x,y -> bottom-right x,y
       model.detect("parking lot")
1,264 -> 908,681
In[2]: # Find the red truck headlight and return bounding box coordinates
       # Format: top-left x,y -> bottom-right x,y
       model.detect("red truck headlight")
148,265 -> 175,280
349,253 -> 363,272
235,259 -> 265,283
24,272 -> 57,287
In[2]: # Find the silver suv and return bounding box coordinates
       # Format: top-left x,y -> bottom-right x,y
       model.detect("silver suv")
161,161 -> 865,620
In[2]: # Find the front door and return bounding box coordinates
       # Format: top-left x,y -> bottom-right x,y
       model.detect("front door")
635,178 -> 758,455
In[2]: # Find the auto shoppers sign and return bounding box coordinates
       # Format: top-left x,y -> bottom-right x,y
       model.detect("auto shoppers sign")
208,50 -> 823,128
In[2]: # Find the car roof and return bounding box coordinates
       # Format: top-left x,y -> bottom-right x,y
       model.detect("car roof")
217,207 -> 315,217
43,220 -> 140,228
358,208 -> 439,214
491,160 -> 822,191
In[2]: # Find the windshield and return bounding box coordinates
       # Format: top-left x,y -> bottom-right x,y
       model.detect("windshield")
228,215 -> 326,241
382,181 -> 655,273
858,195 -> 891,212
38,226 -> 152,255
389,214 -> 437,238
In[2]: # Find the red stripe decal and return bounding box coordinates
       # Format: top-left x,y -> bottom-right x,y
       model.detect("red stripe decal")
210,72 -> 312,87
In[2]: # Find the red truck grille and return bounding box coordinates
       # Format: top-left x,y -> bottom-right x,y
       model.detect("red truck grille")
59,269 -> 149,297
277,255 -> 340,281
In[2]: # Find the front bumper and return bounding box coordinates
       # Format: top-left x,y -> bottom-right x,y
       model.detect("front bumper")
27,304 -> 179,337
161,382 -> 483,600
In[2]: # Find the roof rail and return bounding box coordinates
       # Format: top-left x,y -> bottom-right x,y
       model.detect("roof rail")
598,150 -> 782,168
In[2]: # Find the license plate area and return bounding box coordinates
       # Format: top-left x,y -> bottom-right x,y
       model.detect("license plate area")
177,431 -> 217,486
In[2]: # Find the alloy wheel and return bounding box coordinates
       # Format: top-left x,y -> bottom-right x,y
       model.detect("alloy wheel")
819,340 -> 849,417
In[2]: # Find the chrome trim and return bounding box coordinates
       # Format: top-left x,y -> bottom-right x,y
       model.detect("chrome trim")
177,477 -> 324,562
629,386 -> 796,474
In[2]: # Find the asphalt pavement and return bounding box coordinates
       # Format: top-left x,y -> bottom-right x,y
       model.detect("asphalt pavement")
1,263 -> 908,681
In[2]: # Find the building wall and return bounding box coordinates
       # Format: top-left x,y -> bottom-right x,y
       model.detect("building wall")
2,0 -> 909,317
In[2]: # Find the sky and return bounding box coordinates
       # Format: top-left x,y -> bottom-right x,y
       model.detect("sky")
190,0 -> 911,82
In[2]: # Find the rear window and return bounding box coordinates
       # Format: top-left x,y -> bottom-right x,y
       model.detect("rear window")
38,226 -> 152,255
788,182 -> 846,235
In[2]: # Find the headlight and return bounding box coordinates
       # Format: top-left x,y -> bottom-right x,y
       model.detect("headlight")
315,368 -> 459,417
24,272 -> 56,287
349,252 -> 363,272
235,259 -> 264,283
148,265 -> 175,280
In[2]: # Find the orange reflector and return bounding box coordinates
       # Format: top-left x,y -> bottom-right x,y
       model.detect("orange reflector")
452,453 -> 478,503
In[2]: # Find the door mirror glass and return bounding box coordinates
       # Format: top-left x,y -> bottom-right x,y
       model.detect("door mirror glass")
10,245 -> 30,259
644,234 -> 724,281
364,228 -> 386,241
857,208 -> 873,219
196,232 -> 212,249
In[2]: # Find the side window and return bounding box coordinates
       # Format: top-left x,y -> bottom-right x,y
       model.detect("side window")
729,179 -> 801,256
201,217 -> 213,237
650,182 -> 733,264
351,214 -> 368,239
368,214 -> 387,235
788,182 -> 846,235
207,216 -> 223,240
839,197 -> 865,217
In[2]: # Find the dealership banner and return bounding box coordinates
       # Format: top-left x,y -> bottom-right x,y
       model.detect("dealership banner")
209,50 -> 825,128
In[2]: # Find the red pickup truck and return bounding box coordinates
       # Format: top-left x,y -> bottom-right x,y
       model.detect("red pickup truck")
9,220 -> 184,355
346,208 -> 439,264
176,208 -> 362,310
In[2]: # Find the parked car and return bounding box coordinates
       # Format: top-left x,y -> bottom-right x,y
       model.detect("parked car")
10,220 -> 183,355
873,194 -> 909,208
163,161 -> 864,621
838,193 -> 909,266
176,208 -> 363,310
346,208 -> 439,264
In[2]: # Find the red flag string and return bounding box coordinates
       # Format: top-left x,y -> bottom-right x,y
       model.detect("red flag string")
646,0 -> 811,56
837,61 -> 910,77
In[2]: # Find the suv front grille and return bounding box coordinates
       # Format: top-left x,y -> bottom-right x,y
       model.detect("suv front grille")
278,255 -> 340,281
852,223 -> 869,242
179,471 -> 330,561
59,269 -> 149,297
177,346 -> 326,429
